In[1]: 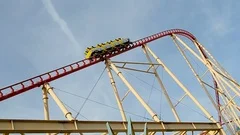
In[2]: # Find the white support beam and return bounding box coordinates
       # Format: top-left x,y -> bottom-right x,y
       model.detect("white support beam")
43,83 -> 74,121
115,66 -> 155,74
142,44 -> 180,122
107,59 -> 161,122
111,61 -> 162,66
42,86 -> 51,135
106,61 -> 127,122
0,119 -> 221,133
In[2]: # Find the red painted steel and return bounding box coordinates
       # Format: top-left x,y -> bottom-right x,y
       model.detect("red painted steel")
0,29 -> 196,101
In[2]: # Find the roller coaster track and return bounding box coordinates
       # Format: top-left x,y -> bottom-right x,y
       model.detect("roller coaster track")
0,29 -> 197,102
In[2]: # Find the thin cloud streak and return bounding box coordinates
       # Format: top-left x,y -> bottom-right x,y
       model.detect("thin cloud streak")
42,0 -> 81,50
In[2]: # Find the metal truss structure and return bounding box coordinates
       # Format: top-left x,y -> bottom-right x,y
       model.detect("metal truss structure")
1,29 -> 240,135
0,118 -> 221,134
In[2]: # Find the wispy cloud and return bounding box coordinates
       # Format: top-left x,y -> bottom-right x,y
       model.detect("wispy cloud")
42,0 -> 81,50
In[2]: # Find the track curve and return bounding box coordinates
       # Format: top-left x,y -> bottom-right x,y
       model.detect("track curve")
0,29 -> 197,101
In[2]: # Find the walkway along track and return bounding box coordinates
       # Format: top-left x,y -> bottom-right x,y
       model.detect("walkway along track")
0,29 -> 197,101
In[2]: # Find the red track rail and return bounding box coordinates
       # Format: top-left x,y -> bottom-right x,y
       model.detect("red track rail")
0,29 -> 196,101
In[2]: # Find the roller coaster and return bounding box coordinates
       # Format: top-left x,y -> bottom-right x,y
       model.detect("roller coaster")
1,29 -> 240,135
84,38 -> 131,59
0,29 -> 196,101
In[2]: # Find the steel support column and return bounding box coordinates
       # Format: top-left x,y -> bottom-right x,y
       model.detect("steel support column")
42,85 -> 50,120
106,59 -> 160,122
105,60 -> 127,122
42,83 -> 74,121
42,86 -> 51,135
145,46 -> 217,122
142,44 -> 180,122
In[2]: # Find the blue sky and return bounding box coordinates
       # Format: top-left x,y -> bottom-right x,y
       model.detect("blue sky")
0,0 -> 240,128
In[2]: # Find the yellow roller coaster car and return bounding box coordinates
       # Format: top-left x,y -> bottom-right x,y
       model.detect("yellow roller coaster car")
84,38 -> 130,59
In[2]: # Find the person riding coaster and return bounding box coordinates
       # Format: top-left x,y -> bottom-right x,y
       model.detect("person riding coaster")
84,38 -> 131,59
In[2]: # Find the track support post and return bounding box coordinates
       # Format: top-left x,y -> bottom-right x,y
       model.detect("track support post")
42,83 -> 74,121
42,86 -> 50,121
144,46 -> 215,120
106,59 -> 161,122
145,45 -> 227,135
142,44 -> 181,122
42,85 -> 51,135
105,60 -> 127,122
